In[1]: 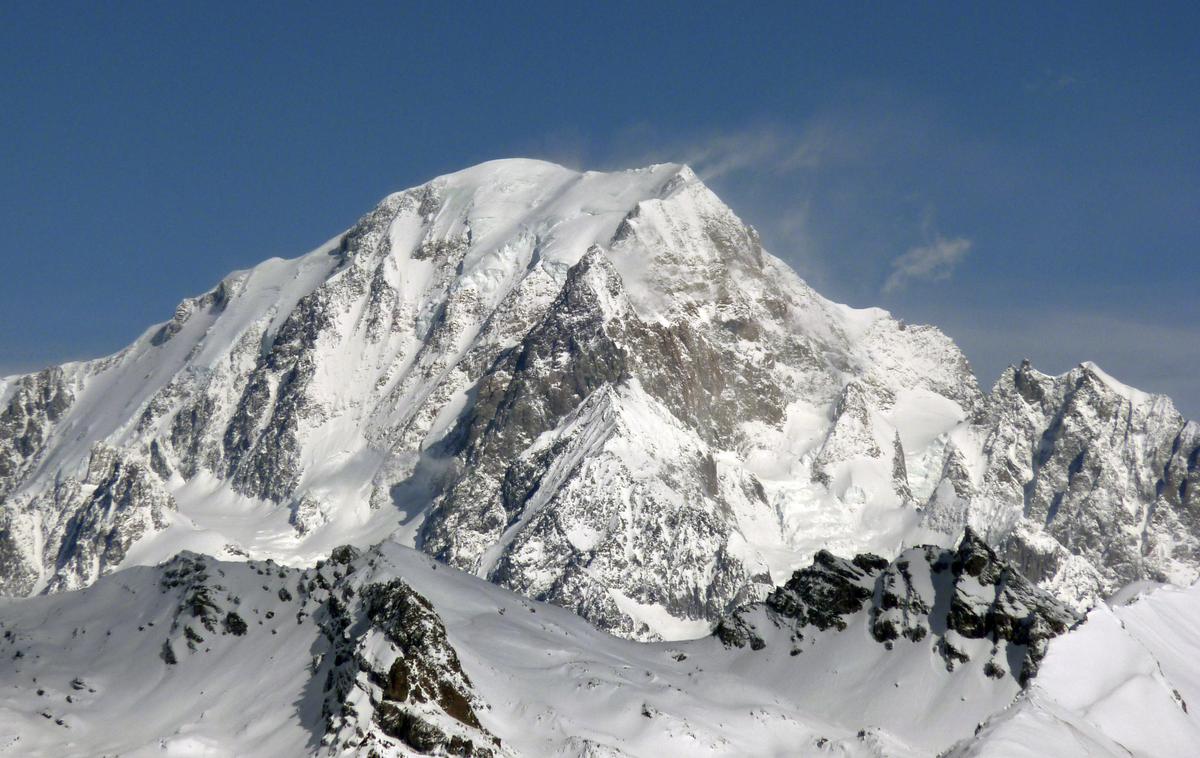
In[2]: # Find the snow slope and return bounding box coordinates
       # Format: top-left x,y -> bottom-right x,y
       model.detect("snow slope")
950,582 -> 1200,757
0,536 -> 1098,758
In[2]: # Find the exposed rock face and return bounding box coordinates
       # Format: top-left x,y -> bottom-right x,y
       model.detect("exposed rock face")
717,529 -> 1080,685
316,562 -> 500,756
419,249 -> 775,637
420,249 -> 640,567
925,360 -> 1200,608
45,444 -> 176,593
0,368 -> 73,501
0,443 -> 174,595
145,548 -> 502,756
0,158 -> 1194,639
157,553 -> 244,646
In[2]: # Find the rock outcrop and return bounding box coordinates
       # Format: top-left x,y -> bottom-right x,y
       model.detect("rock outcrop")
717,529 -> 1080,685
0,443 -> 174,595
147,547 -> 503,756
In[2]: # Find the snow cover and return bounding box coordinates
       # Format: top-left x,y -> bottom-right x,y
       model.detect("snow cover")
1,157 -> 1199,756
951,583 -> 1200,757
1,157 -> 985,634
3,542 -> 1197,757
4,158 -> 1199,637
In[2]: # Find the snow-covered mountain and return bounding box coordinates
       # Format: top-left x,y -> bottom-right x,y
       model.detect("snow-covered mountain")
0,158 -> 1197,644
2,158 -> 1199,757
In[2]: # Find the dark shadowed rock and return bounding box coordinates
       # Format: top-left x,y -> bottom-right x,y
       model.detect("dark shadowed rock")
718,528 -> 1080,686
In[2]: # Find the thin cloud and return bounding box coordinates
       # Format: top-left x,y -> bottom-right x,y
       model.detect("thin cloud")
882,235 -> 972,293
575,106 -> 954,300
678,129 -> 789,180
593,117 -> 864,184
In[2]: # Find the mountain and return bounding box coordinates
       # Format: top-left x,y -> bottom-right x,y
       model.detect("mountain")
2,158 -> 1199,757
941,360 -> 1200,608
1,159 -> 1197,643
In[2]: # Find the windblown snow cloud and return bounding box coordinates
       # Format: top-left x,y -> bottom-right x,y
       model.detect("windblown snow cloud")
676,124 -> 834,181
882,235 -> 972,293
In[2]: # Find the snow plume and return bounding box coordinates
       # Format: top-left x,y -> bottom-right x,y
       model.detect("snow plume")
588,120 -> 854,185
677,124 -> 834,181
883,234 -> 972,293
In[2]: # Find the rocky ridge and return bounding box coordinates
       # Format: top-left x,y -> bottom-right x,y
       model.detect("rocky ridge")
926,360 -> 1200,608
0,546 -> 503,757
717,528 -> 1080,685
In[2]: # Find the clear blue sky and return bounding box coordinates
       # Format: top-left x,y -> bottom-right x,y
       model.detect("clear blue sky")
2,2 -> 1198,415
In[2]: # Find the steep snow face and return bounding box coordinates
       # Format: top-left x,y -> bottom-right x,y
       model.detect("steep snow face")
0,158 -> 1193,638
0,159 -> 983,639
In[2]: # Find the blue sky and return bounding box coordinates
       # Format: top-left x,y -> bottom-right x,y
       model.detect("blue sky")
2,2 -> 1197,414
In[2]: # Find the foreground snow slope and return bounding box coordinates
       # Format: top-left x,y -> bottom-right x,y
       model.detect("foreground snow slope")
950,581 -> 1200,757
1,159 -> 1197,640
2,538 -> 1194,757
0,537 -> 1085,757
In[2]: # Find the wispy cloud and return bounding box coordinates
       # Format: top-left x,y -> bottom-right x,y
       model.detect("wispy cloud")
520,112 -> 1199,418
563,103 -> 961,300
882,235 -> 972,293
583,120 -> 850,185
603,98 -> 923,177
578,118 -> 882,292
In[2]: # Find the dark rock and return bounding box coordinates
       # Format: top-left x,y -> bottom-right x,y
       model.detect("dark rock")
223,612 -> 247,636
715,528 -> 1079,686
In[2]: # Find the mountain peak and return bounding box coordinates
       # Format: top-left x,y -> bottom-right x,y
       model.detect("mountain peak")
401,157 -> 694,206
